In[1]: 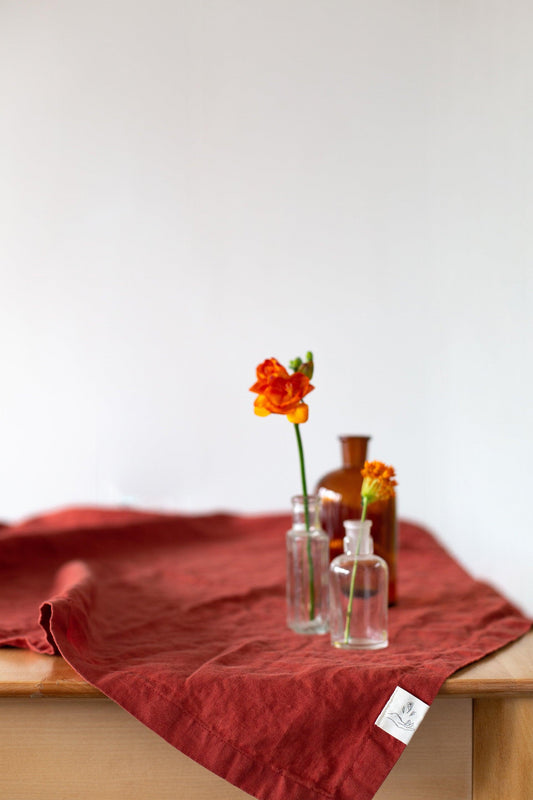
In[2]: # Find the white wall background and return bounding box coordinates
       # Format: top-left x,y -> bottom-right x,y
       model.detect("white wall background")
1,1 -> 532,613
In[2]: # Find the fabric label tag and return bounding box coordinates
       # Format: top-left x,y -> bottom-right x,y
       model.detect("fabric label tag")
374,686 -> 430,745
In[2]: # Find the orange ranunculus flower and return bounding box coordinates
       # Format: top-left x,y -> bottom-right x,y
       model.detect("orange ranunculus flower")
250,358 -> 289,394
250,362 -> 314,422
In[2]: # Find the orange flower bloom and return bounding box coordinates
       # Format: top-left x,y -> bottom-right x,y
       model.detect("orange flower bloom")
361,461 -> 397,504
250,358 -> 314,422
286,403 -> 309,424
250,358 -> 289,392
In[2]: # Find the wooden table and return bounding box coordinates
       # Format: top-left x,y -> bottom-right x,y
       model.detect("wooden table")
1,632 -> 532,800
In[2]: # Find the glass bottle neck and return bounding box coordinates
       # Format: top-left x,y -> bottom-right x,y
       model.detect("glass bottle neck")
343,519 -> 373,555
291,495 -> 320,530
340,435 -> 370,468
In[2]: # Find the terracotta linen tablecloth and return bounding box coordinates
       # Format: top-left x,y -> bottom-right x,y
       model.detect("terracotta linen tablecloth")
0,508 -> 530,800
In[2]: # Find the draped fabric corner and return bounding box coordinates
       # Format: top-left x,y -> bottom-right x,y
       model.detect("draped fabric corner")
0,507 -> 530,800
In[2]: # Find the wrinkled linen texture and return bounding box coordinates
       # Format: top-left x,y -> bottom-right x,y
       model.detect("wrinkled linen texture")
0,508 -> 530,800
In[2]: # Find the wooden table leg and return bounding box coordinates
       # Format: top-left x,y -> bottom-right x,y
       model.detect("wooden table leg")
473,697 -> 533,800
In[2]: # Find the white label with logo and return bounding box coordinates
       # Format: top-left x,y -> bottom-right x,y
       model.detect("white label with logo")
375,686 -> 430,745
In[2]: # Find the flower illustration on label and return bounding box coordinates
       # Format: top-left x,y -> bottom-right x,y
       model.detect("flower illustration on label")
386,701 -> 417,731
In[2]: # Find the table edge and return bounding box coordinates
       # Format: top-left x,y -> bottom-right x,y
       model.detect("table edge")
0,630 -> 531,699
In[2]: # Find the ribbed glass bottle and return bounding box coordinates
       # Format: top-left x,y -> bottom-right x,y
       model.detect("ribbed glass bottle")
286,495 -> 329,635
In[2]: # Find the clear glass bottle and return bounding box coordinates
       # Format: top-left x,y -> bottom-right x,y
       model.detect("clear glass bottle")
329,520 -> 388,649
286,495 -> 329,635
316,435 -> 398,605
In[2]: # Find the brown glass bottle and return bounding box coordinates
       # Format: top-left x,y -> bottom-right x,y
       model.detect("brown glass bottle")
315,435 -> 397,605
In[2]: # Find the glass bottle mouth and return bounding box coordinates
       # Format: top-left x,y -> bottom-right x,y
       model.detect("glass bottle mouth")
291,494 -> 319,508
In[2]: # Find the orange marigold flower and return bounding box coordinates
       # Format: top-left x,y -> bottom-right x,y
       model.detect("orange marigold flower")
250,359 -> 314,422
361,461 -> 397,504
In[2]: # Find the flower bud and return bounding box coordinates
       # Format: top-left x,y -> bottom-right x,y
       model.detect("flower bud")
289,357 -> 302,372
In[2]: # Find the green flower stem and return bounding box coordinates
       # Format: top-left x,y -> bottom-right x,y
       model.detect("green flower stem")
294,423 -> 315,620
343,496 -> 369,643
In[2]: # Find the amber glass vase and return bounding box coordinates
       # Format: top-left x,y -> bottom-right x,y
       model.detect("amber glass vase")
315,435 -> 397,605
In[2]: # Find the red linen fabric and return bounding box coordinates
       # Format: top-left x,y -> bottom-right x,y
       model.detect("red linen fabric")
0,508 -> 530,800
